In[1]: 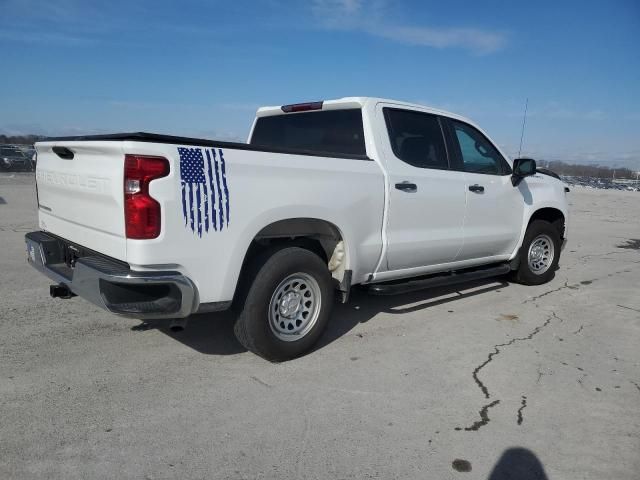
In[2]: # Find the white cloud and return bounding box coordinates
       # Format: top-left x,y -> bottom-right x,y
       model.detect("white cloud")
324,0 -> 363,13
219,103 -> 262,112
0,123 -> 108,137
312,0 -> 507,54
0,27 -> 94,46
500,101 -> 609,121
313,0 -> 365,17
373,25 -> 505,54
529,103 -> 607,121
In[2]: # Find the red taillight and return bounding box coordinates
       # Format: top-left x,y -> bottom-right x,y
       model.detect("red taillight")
280,101 -> 323,113
124,155 -> 169,239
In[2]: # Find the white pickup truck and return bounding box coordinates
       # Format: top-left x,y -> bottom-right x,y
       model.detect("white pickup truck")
26,97 -> 569,360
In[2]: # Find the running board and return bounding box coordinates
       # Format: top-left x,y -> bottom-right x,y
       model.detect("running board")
368,263 -> 511,296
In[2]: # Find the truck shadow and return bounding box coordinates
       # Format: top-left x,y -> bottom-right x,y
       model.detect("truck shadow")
149,277 -> 509,357
144,309 -> 246,355
314,279 -> 509,353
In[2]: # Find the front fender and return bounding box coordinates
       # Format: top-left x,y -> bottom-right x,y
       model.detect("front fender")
511,176 -> 569,259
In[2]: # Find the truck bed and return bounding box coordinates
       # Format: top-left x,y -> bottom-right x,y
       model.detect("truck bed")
43,132 -> 371,161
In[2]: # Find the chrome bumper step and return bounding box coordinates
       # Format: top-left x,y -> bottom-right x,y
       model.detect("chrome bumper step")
25,231 -> 197,319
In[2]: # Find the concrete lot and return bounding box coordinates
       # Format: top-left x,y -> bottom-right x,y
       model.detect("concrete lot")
1,173 -> 639,479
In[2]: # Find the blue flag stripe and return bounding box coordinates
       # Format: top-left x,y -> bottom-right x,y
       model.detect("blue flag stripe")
219,149 -> 230,226
205,149 -> 218,231
212,149 -> 225,230
195,183 -> 202,237
188,183 -> 195,233
202,179 -> 209,233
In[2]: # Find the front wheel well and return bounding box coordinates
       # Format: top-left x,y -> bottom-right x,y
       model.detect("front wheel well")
527,208 -> 565,238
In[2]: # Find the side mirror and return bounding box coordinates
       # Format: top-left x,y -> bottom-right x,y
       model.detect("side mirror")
512,157 -> 536,186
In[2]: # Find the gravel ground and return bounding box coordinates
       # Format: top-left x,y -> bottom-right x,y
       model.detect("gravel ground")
1,173 -> 639,479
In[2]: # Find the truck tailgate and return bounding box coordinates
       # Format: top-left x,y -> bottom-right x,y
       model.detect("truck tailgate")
35,141 -> 127,261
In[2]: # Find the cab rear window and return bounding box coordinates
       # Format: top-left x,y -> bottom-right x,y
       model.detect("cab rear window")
250,109 -> 366,156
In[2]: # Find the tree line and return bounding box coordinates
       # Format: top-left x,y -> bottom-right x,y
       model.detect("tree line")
1,134 -> 46,145
543,160 -> 637,179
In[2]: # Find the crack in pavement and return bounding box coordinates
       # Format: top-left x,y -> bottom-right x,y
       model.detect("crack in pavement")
472,314 -> 554,399
578,251 -> 626,261
523,263 -> 640,306
460,312 -> 555,432
516,396 -> 527,425
458,262 -> 640,433
456,400 -> 500,432
617,304 -> 640,314
523,280 -> 576,304
250,376 -> 273,388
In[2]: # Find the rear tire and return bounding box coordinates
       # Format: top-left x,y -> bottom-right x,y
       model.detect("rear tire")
512,220 -> 561,285
233,247 -> 334,362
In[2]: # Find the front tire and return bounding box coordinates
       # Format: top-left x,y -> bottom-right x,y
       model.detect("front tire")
234,247 -> 334,361
512,220 -> 561,285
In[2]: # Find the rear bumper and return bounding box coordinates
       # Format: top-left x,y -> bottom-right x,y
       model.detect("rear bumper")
25,231 -> 197,319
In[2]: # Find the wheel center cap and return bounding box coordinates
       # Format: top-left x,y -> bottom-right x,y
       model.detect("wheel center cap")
531,245 -> 543,261
279,292 -> 302,318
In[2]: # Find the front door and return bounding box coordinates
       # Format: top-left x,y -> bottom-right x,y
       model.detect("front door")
445,119 -> 524,261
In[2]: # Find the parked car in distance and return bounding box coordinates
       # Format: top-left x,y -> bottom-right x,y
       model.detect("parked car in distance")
1,145 -> 32,171
26,97 -> 569,361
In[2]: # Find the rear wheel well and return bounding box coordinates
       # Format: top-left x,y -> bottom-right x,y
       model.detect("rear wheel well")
236,218 -> 347,300
528,208 -> 565,238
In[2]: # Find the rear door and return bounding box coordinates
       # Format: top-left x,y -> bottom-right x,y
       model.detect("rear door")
35,141 -> 127,260
443,118 -> 523,260
380,106 -> 467,271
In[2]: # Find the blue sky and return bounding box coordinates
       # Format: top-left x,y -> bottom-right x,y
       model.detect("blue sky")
1,0 -> 639,167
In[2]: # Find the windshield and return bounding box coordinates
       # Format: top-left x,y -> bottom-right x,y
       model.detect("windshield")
0,147 -> 25,157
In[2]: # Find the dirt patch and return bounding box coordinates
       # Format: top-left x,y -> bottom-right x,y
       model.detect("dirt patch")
452,459 -> 472,472
617,239 -> 640,250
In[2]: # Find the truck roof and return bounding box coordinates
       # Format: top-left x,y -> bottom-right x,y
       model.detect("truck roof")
256,97 -> 474,125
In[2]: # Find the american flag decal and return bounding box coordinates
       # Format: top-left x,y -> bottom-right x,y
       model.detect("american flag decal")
178,147 -> 231,236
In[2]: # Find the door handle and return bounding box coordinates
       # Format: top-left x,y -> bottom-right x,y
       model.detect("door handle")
468,184 -> 485,193
395,181 -> 417,193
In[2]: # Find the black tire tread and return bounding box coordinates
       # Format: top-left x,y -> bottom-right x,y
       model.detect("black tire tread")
233,246 -> 333,361
513,219 -> 561,285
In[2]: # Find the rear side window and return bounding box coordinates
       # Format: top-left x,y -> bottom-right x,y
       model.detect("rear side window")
383,108 -> 449,170
250,109 -> 366,156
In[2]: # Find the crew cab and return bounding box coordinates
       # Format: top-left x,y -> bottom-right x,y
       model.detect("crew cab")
26,97 -> 569,360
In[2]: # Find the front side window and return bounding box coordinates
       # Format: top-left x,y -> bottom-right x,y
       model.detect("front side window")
383,108 -> 449,170
450,120 -> 508,175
